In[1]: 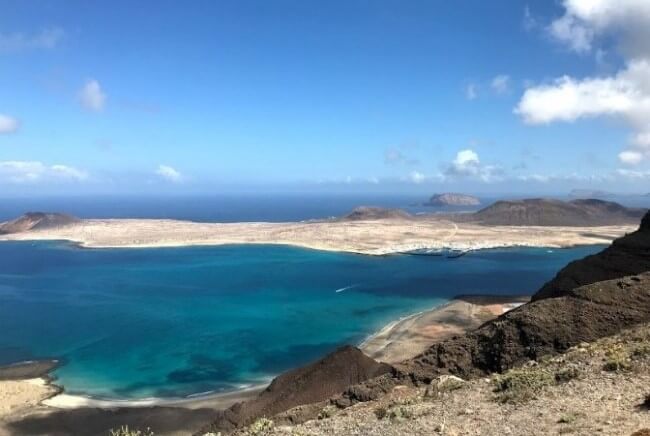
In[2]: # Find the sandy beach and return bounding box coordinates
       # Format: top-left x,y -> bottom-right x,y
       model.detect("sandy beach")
0,217 -> 634,254
361,295 -> 529,363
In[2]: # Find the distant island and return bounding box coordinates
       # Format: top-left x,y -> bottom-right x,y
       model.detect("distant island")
424,193 -> 480,206
0,198 -> 644,255
460,198 -> 647,226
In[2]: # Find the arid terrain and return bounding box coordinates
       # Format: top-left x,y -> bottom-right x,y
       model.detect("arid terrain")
233,323 -> 650,436
0,216 -> 634,255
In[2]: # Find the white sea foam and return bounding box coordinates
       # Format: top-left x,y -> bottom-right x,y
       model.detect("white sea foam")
334,284 -> 357,293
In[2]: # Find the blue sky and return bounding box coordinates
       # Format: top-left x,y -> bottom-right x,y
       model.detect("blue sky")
1,0 -> 649,195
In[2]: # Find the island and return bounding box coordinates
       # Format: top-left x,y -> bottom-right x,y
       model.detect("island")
424,193 -> 480,206
0,199 -> 644,255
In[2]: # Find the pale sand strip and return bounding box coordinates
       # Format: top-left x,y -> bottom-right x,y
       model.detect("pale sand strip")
361,296 -> 529,364
0,218 -> 633,254
42,383 -> 266,410
0,378 -> 57,418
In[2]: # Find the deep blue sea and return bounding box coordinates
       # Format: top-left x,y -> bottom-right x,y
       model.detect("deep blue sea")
0,240 -> 604,400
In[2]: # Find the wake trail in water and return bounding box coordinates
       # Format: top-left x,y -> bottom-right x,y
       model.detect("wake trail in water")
335,284 -> 358,293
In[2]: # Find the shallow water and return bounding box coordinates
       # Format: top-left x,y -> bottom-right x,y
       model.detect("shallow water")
0,242 -> 603,399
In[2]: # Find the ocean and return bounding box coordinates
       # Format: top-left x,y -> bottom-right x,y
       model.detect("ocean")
0,240 -> 604,400
0,194 -> 647,223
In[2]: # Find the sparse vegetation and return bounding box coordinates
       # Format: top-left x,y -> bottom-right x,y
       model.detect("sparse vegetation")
374,405 -> 388,420
493,367 -> 554,403
555,365 -> 581,383
109,426 -> 154,436
633,343 -> 650,359
317,405 -> 336,420
558,413 -> 578,424
248,418 -> 274,436
388,405 -> 414,422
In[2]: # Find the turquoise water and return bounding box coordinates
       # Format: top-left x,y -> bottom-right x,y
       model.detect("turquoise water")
0,242 -> 603,399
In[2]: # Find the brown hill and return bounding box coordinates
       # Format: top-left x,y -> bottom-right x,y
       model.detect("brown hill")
0,212 -> 79,234
201,346 -> 391,434
464,198 -> 645,226
341,206 -> 411,221
533,209 -> 650,300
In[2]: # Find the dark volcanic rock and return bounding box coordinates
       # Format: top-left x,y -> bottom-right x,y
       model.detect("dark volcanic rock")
534,210 -> 650,300
0,212 -> 79,234
402,273 -> 650,382
341,206 -> 411,221
202,346 -> 391,434
462,198 -> 645,226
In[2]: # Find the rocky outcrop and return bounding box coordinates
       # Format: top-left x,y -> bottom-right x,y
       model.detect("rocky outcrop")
462,198 -> 645,226
403,273 -> 650,381
0,212 -> 79,234
534,210 -> 650,300
341,207 -> 411,221
337,211 -> 650,403
425,193 -> 480,207
201,346 -> 391,434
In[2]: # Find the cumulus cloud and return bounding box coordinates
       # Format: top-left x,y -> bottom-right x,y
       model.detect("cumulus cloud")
517,0 -> 650,165
444,149 -> 504,182
156,164 -> 182,183
0,27 -> 65,53
0,161 -> 88,184
491,75 -> 511,94
409,171 -> 426,184
79,79 -> 107,112
0,114 -> 19,134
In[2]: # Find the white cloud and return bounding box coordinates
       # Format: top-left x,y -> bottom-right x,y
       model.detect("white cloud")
0,114 -> 19,134
465,83 -> 478,100
548,0 -> 650,57
0,27 -> 65,53
51,165 -> 89,181
156,164 -> 182,183
0,161 -> 88,184
452,149 -> 480,172
409,171 -> 425,184
518,0 -> 650,165
444,149 -> 504,182
79,79 -> 107,112
491,75 -> 511,94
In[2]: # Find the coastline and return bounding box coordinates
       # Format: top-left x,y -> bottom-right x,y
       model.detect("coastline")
360,295 -> 529,363
0,217 -> 633,255
1,295 -> 526,417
